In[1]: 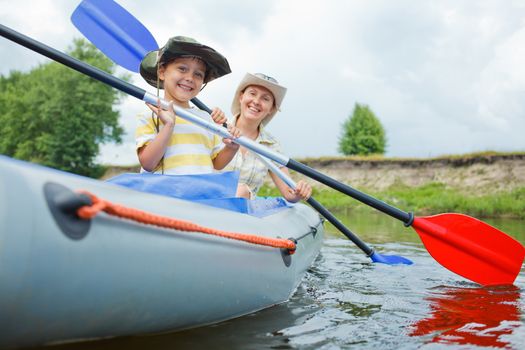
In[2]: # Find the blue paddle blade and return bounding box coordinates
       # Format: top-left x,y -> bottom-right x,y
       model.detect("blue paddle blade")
370,251 -> 413,265
71,0 -> 158,72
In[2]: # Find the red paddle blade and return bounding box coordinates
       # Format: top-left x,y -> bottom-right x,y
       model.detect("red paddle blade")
412,214 -> 525,286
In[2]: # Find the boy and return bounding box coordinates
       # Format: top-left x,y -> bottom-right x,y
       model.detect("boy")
136,36 -> 240,174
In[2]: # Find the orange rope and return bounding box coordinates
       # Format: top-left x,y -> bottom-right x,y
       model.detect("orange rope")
77,191 -> 296,254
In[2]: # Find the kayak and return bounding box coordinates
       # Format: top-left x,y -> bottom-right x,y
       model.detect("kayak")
0,155 -> 324,348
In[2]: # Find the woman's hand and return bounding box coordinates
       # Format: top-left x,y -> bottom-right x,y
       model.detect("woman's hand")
146,100 -> 176,126
223,124 -> 241,150
288,180 -> 312,202
210,107 -> 227,125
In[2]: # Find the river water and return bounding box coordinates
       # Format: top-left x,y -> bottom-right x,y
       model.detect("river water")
37,211 -> 525,350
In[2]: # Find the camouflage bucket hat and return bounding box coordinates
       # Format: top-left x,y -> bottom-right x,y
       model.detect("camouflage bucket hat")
139,36 -> 231,88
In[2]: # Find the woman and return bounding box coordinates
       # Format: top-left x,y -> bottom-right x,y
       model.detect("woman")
225,73 -> 312,202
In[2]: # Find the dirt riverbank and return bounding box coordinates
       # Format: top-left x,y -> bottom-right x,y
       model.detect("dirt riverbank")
103,152 -> 525,194
297,153 -> 525,194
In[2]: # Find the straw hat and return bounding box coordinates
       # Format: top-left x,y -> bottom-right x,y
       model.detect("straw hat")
231,73 -> 287,126
140,36 -> 231,88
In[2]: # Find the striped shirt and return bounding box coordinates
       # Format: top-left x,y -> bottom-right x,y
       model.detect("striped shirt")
135,108 -> 223,175
224,123 -> 284,196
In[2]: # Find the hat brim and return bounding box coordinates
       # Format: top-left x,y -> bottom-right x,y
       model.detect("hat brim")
230,73 -> 287,126
140,40 -> 231,88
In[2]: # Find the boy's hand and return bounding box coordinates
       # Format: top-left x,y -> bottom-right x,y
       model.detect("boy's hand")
146,100 -> 176,126
223,124 -> 241,150
210,107 -> 227,125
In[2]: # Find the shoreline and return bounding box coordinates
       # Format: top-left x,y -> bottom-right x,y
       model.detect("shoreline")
102,151 -> 525,218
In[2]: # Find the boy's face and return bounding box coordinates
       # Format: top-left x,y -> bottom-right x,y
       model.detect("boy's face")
159,57 -> 207,107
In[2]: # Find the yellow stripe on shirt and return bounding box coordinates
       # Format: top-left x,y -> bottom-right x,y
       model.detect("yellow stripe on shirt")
168,133 -> 217,148
163,153 -> 214,169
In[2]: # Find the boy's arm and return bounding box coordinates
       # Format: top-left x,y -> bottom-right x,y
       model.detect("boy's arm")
138,103 -> 176,171
138,121 -> 174,171
212,143 -> 239,170
212,123 -> 241,170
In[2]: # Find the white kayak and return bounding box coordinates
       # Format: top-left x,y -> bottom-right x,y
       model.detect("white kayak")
0,155 -> 324,348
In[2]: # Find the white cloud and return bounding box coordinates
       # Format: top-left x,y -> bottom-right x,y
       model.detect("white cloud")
476,26 -> 525,132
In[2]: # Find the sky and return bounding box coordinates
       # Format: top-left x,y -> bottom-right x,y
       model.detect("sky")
1,0 -> 524,165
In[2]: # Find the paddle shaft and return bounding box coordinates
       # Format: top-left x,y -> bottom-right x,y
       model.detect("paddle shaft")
0,24 -> 412,226
255,154 -> 374,255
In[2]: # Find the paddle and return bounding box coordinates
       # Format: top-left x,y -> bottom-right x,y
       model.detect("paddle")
2,24 -> 523,286
69,0 -> 525,286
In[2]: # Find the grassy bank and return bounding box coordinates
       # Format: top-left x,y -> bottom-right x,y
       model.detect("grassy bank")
258,182 -> 525,219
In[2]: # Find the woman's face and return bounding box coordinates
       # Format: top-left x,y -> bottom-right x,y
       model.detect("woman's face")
239,85 -> 275,124
158,57 -> 206,107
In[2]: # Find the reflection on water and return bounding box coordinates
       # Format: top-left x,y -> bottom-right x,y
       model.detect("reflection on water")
408,285 -> 522,348
30,212 -> 525,350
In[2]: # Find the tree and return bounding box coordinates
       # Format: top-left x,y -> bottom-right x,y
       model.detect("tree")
338,103 -> 387,156
0,38 -> 126,178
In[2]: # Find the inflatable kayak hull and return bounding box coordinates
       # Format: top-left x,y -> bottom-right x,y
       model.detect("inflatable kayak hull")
0,156 -> 324,348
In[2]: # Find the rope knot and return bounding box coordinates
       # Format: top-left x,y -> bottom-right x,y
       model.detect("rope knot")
286,238 -> 298,255
76,192 -> 107,219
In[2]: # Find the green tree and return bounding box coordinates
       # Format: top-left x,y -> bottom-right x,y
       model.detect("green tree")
0,38 -> 126,177
338,103 -> 387,156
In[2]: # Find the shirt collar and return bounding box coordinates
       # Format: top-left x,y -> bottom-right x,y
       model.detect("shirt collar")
232,114 -> 276,145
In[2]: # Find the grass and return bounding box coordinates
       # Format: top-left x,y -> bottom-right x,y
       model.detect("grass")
259,182 -> 525,219
381,183 -> 525,219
